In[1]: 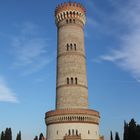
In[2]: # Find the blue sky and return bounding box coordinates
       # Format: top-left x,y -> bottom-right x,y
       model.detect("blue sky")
0,0 -> 140,140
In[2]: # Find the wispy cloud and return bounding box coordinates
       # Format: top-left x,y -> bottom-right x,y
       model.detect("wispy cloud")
11,22 -> 52,75
0,77 -> 18,103
96,0 -> 140,82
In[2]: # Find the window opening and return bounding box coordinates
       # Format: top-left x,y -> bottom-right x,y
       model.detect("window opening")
75,78 -> 78,84
74,44 -> 76,50
88,130 -> 90,134
71,78 -> 73,84
67,78 -> 69,84
67,44 -> 69,51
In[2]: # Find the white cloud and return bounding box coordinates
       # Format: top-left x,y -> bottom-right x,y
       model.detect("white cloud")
98,0 -> 140,82
11,22 -> 52,75
0,77 -> 18,103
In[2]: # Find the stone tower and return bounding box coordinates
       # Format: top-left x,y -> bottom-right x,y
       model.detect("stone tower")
45,2 -> 100,140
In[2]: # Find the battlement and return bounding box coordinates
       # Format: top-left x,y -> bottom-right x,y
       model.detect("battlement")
55,2 -> 86,25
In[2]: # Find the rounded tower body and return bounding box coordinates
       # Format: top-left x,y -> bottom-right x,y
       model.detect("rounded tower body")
55,2 -> 88,109
45,2 -> 100,140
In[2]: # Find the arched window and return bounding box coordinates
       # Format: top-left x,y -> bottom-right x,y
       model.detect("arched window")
68,129 -> 71,135
73,19 -> 75,23
74,44 -> 76,50
64,12 -> 65,17
66,44 -> 69,51
79,116 -> 80,120
88,130 -> 90,134
61,14 -> 63,19
67,78 -> 69,84
71,77 -> 73,84
70,11 -> 72,16
72,129 -> 74,135
70,19 -> 72,23
76,130 -> 78,136
70,44 -> 73,50
66,11 -> 69,16
75,78 -> 78,84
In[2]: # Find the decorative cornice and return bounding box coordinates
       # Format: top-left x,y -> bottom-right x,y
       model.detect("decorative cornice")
47,121 -> 99,126
56,84 -> 88,90
55,2 -> 86,25
45,109 -> 100,125
46,109 -> 100,118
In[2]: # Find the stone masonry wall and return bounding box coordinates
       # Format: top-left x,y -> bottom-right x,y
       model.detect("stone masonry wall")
56,20 -> 88,109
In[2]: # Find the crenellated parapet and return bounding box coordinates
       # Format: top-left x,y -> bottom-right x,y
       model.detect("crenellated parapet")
55,2 -> 86,26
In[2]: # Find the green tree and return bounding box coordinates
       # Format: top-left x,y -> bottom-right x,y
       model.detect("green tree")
16,131 -> 21,140
123,119 -> 140,140
110,131 -> 113,140
39,133 -> 43,140
0,131 -> 5,140
115,132 -> 120,140
136,125 -> 140,140
128,119 -> 137,140
124,121 -> 129,140
4,128 -> 12,140
34,136 -> 38,140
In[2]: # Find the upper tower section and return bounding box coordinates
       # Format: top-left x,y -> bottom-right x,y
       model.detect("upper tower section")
55,2 -> 86,28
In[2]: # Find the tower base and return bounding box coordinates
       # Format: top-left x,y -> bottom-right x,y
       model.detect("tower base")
45,109 -> 100,140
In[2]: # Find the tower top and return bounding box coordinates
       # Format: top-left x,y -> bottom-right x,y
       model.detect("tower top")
55,2 -> 86,25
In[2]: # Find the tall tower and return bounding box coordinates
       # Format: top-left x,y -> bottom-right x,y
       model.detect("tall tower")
45,2 -> 100,140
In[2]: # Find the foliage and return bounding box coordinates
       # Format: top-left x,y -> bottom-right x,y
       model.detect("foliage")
124,119 -> 140,140
0,128 -> 12,140
34,136 -> 38,140
39,133 -> 44,140
110,131 -> 113,140
115,132 -> 120,140
16,131 -> 21,140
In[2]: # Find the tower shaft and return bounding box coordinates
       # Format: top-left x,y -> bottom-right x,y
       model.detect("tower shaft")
56,16 -> 88,109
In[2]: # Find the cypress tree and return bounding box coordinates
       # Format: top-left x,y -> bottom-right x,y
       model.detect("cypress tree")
110,131 -> 113,140
129,119 -> 136,140
16,131 -> 21,140
4,128 -> 12,140
115,132 -> 120,140
0,131 -> 5,140
39,133 -> 43,140
9,128 -> 12,140
136,125 -> 140,140
4,128 -> 9,140
34,136 -> 38,140
124,121 -> 129,140
19,131 -> 21,140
